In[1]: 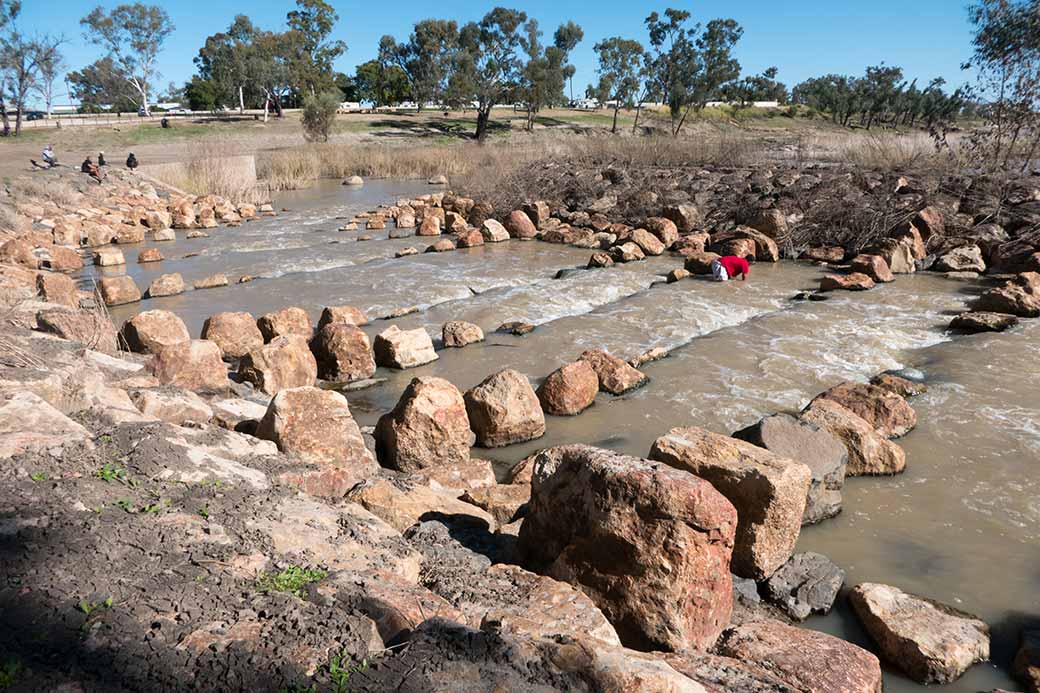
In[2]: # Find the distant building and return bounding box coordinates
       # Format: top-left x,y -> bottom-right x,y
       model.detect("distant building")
704,100 -> 781,108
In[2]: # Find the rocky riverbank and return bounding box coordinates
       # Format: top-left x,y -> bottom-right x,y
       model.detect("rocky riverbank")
0,163 -> 1038,691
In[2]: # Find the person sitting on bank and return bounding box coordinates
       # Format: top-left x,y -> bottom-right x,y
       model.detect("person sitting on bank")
98,151 -> 107,166
41,145 -> 57,167
711,255 -> 750,282
126,152 -> 138,170
81,156 -> 105,184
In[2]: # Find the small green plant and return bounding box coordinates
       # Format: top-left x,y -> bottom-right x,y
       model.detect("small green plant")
197,505 -> 210,519
94,464 -> 127,483
256,566 -> 328,598
114,499 -> 133,512
29,471 -> 47,482
77,596 -> 113,616
0,658 -> 22,689
327,654 -> 367,693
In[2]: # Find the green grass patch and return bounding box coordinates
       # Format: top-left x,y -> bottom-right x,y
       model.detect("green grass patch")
256,566 -> 327,597
0,658 -> 21,689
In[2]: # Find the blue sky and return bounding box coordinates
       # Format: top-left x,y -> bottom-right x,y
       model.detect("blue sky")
19,0 -> 975,106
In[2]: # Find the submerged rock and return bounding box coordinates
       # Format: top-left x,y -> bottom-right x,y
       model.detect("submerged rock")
442,320 -> 484,347
536,360 -> 598,416
579,349 -> 648,395
519,445 -> 737,652
973,271 -> 1040,317
819,272 -> 875,292
649,426 -> 811,580
849,582 -> 990,684
950,311 -> 1019,333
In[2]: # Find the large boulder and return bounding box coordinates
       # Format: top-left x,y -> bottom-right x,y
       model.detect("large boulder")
200,311 -> 264,360
120,309 -> 190,354
733,413 -> 847,525
717,620 -> 883,693
0,392 -> 92,459
579,349 -> 648,395
644,217 -> 679,247
536,360 -> 598,416
814,380 -> 917,438
375,376 -> 474,472
35,308 -> 119,354
630,228 -> 666,256
93,247 -> 125,267
257,306 -> 311,342
663,204 -> 701,232
973,272 -> 1040,317
649,426 -> 811,579
519,445 -> 737,652
850,254 -> 894,283
130,388 -> 213,426
749,208 -> 788,239
35,272 -> 79,308
309,322 -> 375,383
480,219 -> 510,242
849,582 -> 990,684
150,340 -> 228,395
442,320 -> 484,347
257,386 -> 377,476
237,334 -> 317,395
145,273 -> 186,298
763,552 -> 845,621
934,244 -> 986,272
800,398 -> 906,475
316,305 -> 368,329
97,275 -> 141,306
373,324 -> 438,369
950,311 -> 1019,333
505,210 -> 537,239
1013,627 -> 1040,693
464,369 -> 545,447
819,273 -> 875,292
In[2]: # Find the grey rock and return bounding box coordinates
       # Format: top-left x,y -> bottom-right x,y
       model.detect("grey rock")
764,552 -> 845,621
733,413 -> 847,525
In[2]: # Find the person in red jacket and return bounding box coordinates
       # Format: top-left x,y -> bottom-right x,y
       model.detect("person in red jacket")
711,255 -> 750,282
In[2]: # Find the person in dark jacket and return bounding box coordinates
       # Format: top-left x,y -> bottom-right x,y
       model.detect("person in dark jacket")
126,152 -> 138,170
98,152 -> 107,166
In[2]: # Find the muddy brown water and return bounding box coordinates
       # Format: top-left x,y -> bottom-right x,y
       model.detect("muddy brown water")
85,179 -> 1038,692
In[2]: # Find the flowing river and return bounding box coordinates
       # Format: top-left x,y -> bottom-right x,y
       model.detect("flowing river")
89,179 -> 1039,692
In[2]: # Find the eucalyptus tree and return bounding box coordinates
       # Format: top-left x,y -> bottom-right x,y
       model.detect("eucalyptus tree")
81,3 -> 174,116
378,19 -> 458,111
592,36 -> 645,133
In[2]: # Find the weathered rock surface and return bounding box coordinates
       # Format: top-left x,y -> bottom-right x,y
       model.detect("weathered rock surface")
649,426 -> 811,579
717,620 -> 883,693
579,349 -> 648,395
935,244 -> 986,272
819,272 -> 876,291
801,245 -> 845,263
1013,627 -> 1040,693
316,305 -> 368,330
237,334 -> 317,395
849,582 -> 990,684
505,210 -> 537,239
536,360 -> 598,416
375,376 -> 474,472
442,320 -> 484,347
98,275 -> 141,306
150,339 -> 228,395
35,308 -> 119,354
763,552 -> 845,621
815,380 -> 917,438
145,272 -> 186,298
850,254 -> 894,283
733,413 -> 847,525
460,484 -> 531,525
35,272 -> 79,307
257,386 -> 378,477
200,311 -> 264,360
348,477 -> 495,532
309,322 -> 375,383
870,372 -> 927,398
130,388 -> 213,426
464,369 -> 545,448
950,311 -> 1019,333
120,309 -> 190,354
973,272 -> 1040,317
519,445 -> 737,652
373,324 -> 438,369
0,391 -> 92,458
257,306 -> 311,341
480,218 -> 510,242
801,398 -> 906,475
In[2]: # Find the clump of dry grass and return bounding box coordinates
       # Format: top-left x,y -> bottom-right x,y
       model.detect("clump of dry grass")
7,177 -> 81,208
837,132 -> 966,172
151,140 -> 270,204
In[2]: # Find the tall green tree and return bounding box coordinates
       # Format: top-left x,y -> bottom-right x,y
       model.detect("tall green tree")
592,37 -> 645,133
353,58 -> 410,107
553,21 -> 583,103
195,15 -> 257,112
67,56 -> 138,113
80,3 -> 174,116
378,19 -> 458,111
454,7 -> 527,142
285,0 -> 345,98
516,19 -> 582,129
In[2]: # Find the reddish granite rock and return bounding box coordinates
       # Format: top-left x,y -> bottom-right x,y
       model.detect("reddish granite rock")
373,324 -> 438,369
819,273 -> 875,291
684,250 -> 721,275
442,320 -> 484,348
237,334 -> 317,395
801,246 -> 845,263
317,305 -> 369,330
973,272 -> 1040,317
201,311 -> 264,360
815,380 -> 917,438
850,254 -> 895,283
801,398 -> 906,476
536,360 -> 598,416
464,369 -> 545,448
257,306 -> 311,342
97,275 -> 141,306
120,309 -> 190,354
309,322 -> 375,383
35,272 -> 78,307
579,349 -> 648,395
505,210 -> 537,239
375,376 -> 474,472
519,445 -> 737,652
145,273 -> 186,298
150,340 -> 228,395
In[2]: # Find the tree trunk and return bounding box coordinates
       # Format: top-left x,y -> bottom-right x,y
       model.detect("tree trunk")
263,95 -> 269,123
238,85 -> 244,114
475,106 -> 491,143
632,103 -> 642,134
611,104 -> 619,134
14,106 -> 22,135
